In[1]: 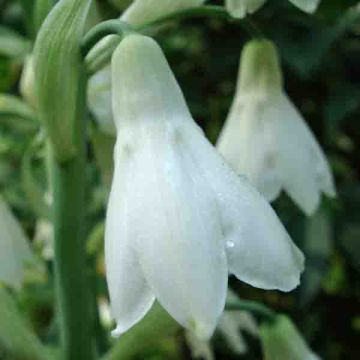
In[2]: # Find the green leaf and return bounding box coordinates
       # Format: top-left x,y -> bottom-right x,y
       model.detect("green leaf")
0,286 -> 47,360
0,94 -> 37,123
324,82 -> 360,137
0,26 -> 31,59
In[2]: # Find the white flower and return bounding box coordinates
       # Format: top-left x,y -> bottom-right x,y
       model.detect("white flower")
225,0 -> 320,18
0,196 -> 33,289
87,65 -> 116,135
217,40 -> 335,216
260,315 -> 321,360
106,34 -> 304,339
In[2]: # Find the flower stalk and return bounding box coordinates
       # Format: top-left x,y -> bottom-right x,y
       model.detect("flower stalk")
225,299 -> 276,324
51,74 -> 96,360
85,5 -> 263,75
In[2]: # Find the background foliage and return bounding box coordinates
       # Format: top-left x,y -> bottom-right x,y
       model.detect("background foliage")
0,0 -> 359,359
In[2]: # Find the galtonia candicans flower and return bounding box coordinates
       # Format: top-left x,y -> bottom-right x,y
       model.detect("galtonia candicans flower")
217,40 -> 335,216
260,315 -> 321,360
226,0 -> 320,18
106,34 -> 304,338
0,196 -> 33,289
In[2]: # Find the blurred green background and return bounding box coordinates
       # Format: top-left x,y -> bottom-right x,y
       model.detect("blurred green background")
0,0 -> 359,359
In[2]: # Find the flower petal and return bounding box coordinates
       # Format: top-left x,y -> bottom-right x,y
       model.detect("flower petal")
106,153 -> 155,336
272,95 -> 335,215
217,95 -> 282,202
129,137 -> 228,338
226,0 -> 267,18
288,0 -> 320,14
87,65 -> 116,135
185,124 -> 304,292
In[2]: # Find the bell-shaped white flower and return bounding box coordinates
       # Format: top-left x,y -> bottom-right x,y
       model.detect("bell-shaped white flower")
106,34 -> 304,339
260,315 -> 321,360
0,196 -> 33,289
217,40 -> 335,216
225,0 -> 320,18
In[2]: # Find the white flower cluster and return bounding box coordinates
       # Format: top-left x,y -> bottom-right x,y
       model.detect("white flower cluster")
85,0 -> 333,344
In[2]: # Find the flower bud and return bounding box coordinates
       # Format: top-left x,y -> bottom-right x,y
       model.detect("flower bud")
34,0 -> 92,162
260,315 -> 321,360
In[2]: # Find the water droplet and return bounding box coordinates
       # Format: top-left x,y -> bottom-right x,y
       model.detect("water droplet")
226,240 -> 235,249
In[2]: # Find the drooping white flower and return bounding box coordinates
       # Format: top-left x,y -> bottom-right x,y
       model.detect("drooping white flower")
106,34 -> 304,339
225,0 -> 320,18
260,315 -> 321,360
0,196 -> 33,289
217,40 -> 335,216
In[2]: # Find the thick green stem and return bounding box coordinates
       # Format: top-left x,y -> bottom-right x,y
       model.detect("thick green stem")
52,75 -> 96,360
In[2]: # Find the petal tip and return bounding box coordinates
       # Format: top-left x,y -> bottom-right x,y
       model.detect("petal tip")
189,319 -> 216,340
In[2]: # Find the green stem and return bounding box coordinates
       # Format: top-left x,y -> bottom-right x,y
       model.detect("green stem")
225,299 -> 276,323
81,19 -> 133,57
52,74 -> 96,360
136,5 -> 261,35
84,5 -> 263,75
